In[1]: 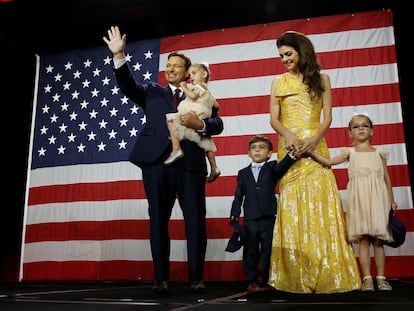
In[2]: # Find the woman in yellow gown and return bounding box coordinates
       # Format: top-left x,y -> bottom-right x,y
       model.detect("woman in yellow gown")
268,31 -> 361,293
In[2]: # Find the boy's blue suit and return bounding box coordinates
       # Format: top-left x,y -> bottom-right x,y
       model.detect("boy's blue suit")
230,154 -> 295,284
114,63 -> 224,283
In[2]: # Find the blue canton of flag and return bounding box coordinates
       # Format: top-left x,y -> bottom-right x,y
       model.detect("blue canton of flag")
32,39 -> 160,169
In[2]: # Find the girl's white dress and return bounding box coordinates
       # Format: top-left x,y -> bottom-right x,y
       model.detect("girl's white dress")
342,147 -> 393,242
166,84 -> 217,152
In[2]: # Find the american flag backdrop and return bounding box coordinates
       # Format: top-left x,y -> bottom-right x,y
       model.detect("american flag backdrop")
21,9 -> 414,281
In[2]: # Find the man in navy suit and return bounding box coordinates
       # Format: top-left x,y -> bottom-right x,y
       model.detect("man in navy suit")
230,135 -> 296,293
103,26 -> 223,293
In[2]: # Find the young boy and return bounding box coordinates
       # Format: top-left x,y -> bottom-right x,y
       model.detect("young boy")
230,135 -> 296,293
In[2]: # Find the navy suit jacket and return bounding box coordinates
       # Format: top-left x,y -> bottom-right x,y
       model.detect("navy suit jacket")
114,63 -> 223,169
230,154 -> 295,221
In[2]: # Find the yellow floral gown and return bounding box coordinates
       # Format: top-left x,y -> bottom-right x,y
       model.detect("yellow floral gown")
268,73 -> 361,293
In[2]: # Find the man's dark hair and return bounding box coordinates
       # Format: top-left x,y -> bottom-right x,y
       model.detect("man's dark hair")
168,52 -> 192,71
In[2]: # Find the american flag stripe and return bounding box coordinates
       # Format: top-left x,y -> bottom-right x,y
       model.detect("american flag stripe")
22,9 -> 414,280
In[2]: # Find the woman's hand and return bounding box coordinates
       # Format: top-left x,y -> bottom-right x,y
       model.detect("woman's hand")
284,133 -> 304,154
298,136 -> 318,155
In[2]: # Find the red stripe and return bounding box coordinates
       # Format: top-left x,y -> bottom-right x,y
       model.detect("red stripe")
24,203 -> 413,243
160,10 -> 393,52
207,165 -> 410,197
28,180 -> 146,205
21,256 -> 414,281
28,162 -> 410,206
24,218 -> 236,242
22,260 -> 246,281
159,46 -> 397,84
209,84 -> 401,117
213,123 -> 406,156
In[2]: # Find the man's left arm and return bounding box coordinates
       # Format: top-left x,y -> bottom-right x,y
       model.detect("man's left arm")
181,106 -> 224,136
200,106 -> 223,136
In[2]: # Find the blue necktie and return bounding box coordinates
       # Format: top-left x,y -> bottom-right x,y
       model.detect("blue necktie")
252,165 -> 262,182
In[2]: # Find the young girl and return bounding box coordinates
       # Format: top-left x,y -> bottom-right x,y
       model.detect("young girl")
164,62 -> 221,183
309,113 -> 397,292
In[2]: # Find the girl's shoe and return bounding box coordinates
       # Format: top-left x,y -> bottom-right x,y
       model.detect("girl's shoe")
164,149 -> 184,165
376,276 -> 392,291
207,167 -> 221,183
361,275 -> 374,292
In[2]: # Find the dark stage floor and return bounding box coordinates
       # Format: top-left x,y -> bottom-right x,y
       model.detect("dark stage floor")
1,278 -> 414,310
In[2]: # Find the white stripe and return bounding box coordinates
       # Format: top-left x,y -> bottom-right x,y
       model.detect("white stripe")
25,186 -> 412,225
28,143 -> 408,188
219,102 -> 402,137
208,63 -> 398,99
159,27 -> 394,66
22,232 -> 414,263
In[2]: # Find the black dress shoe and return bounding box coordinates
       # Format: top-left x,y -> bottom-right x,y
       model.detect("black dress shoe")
189,280 -> 206,293
152,281 -> 169,293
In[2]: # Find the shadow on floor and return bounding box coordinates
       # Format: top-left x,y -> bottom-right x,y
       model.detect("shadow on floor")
1,278 -> 413,310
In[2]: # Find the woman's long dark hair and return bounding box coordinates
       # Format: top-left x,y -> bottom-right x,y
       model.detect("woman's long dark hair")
276,31 -> 324,97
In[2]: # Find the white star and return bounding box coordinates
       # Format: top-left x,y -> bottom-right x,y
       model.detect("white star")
99,119 -> 108,129
111,85 -> 120,95
119,117 -> 128,127
57,144 -> 66,154
38,147 -> 47,156
64,62 -> 73,70
60,102 -> 69,111
77,143 -> 86,152
67,133 -> 76,142
44,84 -> 52,93
69,111 -> 78,120
133,62 -> 142,71
125,53 -> 132,62
82,79 -> 91,88
52,93 -> 61,102
50,114 -> 59,123
100,97 -> 109,107
144,50 -> 153,59
103,56 -> 112,65
91,88 -> 100,97
130,105 -> 139,114
109,107 -> 119,116
63,81 -> 71,90
40,125 -> 48,135
46,65 -> 54,73
41,105 -> 50,114
93,68 -> 102,76
58,123 -> 68,132
129,127 -> 139,137
54,73 -> 62,82
87,131 -> 97,141
118,139 -> 127,149
120,96 -> 129,105
143,71 -> 152,80
48,135 -> 57,144
97,141 -> 106,151
89,109 -> 98,119
80,99 -> 89,109
108,129 -> 117,139
71,90 -> 80,99
140,115 -> 146,124
102,76 -> 110,85
78,121 -> 88,131
84,59 -> 92,67
73,70 -> 82,79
